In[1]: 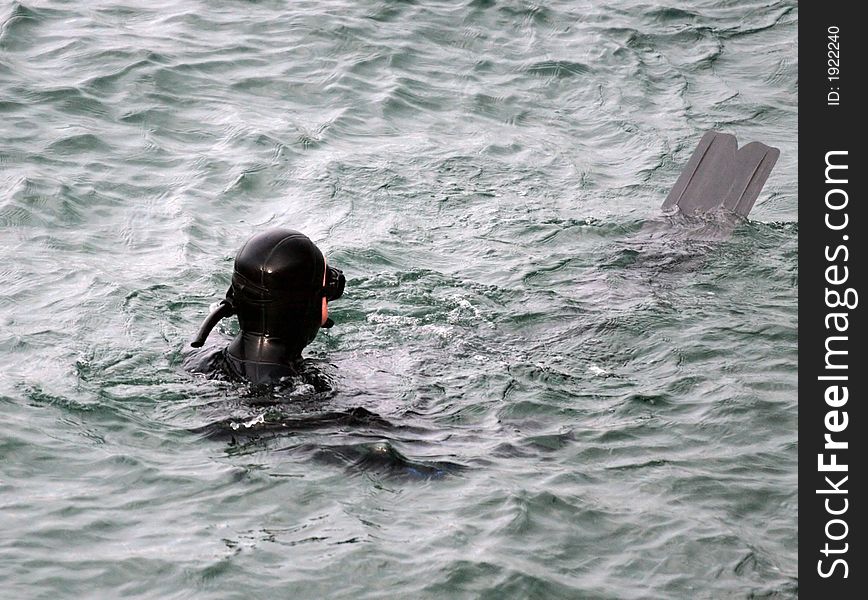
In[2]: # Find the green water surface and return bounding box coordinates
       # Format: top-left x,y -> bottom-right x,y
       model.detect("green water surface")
1,1 -> 797,598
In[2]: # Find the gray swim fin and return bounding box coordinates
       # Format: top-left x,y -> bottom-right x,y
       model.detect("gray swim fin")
662,131 -> 780,218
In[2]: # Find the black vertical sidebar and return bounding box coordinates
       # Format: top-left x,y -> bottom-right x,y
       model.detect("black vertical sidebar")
799,3 -> 864,597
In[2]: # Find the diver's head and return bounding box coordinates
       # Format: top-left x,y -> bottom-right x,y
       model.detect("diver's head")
190,228 -> 344,358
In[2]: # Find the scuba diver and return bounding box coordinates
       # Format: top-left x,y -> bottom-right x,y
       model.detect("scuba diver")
187,228 -> 345,385
183,132 -> 780,479
186,132 -> 779,386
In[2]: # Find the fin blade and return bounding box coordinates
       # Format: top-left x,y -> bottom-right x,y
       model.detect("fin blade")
663,132 -> 779,218
662,131 -> 734,213
723,143 -> 780,217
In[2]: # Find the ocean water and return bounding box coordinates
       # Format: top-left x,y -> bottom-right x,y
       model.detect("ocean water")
1,1 -> 798,598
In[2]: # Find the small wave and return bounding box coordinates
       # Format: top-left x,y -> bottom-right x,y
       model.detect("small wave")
645,7 -> 700,22
0,2 -> 39,48
82,58 -> 155,93
46,132 -> 112,155
524,60 -> 591,79
300,440 -> 465,480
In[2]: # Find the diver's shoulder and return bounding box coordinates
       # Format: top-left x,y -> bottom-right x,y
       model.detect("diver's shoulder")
183,344 -> 230,379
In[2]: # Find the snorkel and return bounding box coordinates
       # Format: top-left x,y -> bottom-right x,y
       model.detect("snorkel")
190,295 -> 234,348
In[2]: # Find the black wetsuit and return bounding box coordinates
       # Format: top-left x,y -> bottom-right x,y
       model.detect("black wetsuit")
185,343 -> 332,392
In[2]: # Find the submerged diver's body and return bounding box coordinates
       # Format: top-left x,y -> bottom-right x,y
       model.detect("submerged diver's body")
187,228 -> 345,386
187,133 -> 778,386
